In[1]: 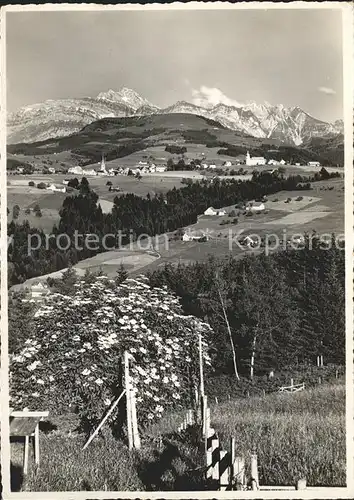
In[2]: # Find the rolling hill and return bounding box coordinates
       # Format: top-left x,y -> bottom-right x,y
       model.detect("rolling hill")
7,113 -> 343,168
7,87 -> 343,146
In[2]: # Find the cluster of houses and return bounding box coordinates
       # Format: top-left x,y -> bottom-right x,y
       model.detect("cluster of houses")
67,158 -> 168,177
203,201 -> 265,217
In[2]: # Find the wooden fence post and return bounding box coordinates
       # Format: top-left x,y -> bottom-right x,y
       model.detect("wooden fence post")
130,387 -> 141,449
202,395 -> 208,437
215,396 -> 218,404
290,378 -> 293,388
234,457 -> 245,490
296,478 -> 307,490
318,376 -> 322,384
124,351 -> 134,450
250,453 -> 259,490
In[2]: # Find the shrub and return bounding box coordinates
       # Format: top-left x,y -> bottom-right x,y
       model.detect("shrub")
37,182 -> 46,189
28,181 -> 35,187
295,196 -> 304,201
10,276 -> 212,435
24,208 -> 31,215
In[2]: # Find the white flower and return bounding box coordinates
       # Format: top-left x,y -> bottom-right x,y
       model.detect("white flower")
51,334 -> 57,339
72,335 -> 80,341
104,398 -> 111,406
32,392 -> 40,398
27,360 -> 41,371
172,393 -> 181,400
95,378 -> 103,385
147,413 -> 154,420
162,376 -> 169,384
49,375 -> 54,382
139,347 -> 147,354
81,369 -> 91,376
83,342 -> 92,349
36,379 -> 44,385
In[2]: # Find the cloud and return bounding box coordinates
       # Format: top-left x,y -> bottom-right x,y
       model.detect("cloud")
191,86 -> 243,108
318,86 -> 336,95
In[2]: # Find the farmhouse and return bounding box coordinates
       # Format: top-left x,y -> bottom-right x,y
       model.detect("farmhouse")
68,166 -> 84,175
10,280 -> 50,301
182,230 -> 209,242
246,151 -> 266,166
242,235 -> 258,248
155,166 -> 167,173
47,183 -> 66,193
82,168 -> 98,176
268,159 -> 278,166
223,161 -> 232,167
308,161 -> 321,167
204,207 -> 217,216
246,202 -> 266,213
204,207 -> 226,216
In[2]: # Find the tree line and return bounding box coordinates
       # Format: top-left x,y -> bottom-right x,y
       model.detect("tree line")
147,237 -> 345,378
8,169 -> 338,287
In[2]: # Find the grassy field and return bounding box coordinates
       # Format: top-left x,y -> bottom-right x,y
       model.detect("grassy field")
9,382 -> 345,491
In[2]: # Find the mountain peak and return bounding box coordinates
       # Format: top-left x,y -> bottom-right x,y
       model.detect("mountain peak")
96,87 -> 157,111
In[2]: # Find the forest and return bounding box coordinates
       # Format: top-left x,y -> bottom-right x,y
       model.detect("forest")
148,239 -> 345,378
7,169 -> 339,287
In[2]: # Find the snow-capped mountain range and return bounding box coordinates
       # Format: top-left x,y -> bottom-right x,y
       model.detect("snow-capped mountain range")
7,87 -> 343,145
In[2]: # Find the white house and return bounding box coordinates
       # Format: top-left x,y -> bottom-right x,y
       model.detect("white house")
30,281 -> 50,299
62,179 -> 70,185
246,202 -> 265,213
246,151 -> 266,166
47,183 -> 66,193
82,168 -> 97,176
308,161 -> 321,167
204,207 -> 218,216
217,209 -> 226,216
295,163 -> 301,166
268,159 -> 278,166
47,166 -> 56,174
156,165 -> 167,173
224,161 -> 232,167
183,230 -> 209,242
201,163 -> 209,169
68,166 -> 84,175
279,159 -> 286,165
242,235 -> 258,248
209,164 -> 217,169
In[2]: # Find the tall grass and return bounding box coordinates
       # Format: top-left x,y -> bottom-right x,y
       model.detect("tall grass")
210,384 -> 345,487
10,383 -> 345,491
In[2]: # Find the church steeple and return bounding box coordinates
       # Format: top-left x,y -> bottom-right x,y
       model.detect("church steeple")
100,153 -> 106,172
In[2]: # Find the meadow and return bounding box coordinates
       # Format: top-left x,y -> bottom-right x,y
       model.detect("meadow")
9,382 -> 345,492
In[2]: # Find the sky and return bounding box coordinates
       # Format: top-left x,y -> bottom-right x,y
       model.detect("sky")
6,8 -> 344,122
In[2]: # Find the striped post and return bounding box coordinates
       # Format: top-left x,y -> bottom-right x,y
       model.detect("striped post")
206,426 -> 215,479
219,450 -> 229,490
211,431 -> 220,481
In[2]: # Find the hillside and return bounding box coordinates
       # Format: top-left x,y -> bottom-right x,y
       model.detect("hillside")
8,87 -> 343,146
7,113 -> 342,168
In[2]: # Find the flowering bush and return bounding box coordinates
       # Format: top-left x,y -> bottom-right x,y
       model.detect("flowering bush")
10,275 -> 212,434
